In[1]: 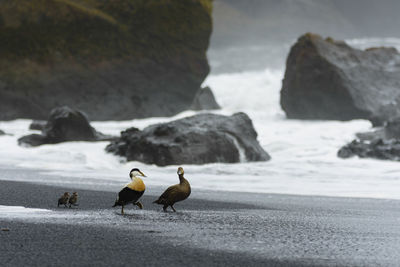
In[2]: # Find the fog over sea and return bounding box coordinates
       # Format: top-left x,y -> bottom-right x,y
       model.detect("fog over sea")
1,38 -> 400,199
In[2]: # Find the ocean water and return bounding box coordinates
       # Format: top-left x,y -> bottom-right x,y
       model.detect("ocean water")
1,38 -> 400,199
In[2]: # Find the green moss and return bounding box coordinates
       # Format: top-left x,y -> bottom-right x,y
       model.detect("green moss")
302,32 -> 322,41
0,0 -> 212,70
325,37 -> 335,43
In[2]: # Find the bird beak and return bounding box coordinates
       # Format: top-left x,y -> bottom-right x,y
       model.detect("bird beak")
140,171 -> 147,177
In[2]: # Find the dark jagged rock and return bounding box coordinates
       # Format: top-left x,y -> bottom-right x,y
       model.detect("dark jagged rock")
338,118 -> 400,161
281,33 -> 400,125
18,106 -> 114,147
0,0 -> 212,121
29,120 -> 47,131
338,139 -> 400,161
106,112 -> 270,166
191,86 -> 221,111
0,130 -> 5,135
383,118 -> 400,140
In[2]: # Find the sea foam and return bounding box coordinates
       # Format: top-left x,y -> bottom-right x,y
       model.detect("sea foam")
1,38 -> 400,199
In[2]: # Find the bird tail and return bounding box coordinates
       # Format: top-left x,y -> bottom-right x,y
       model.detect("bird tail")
153,198 -> 163,204
112,201 -> 118,207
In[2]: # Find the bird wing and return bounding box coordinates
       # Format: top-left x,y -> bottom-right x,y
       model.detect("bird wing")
159,185 -> 180,200
118,186 -> 144,204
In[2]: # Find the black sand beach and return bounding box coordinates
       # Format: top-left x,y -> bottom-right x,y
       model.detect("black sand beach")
1,168 -> 400,266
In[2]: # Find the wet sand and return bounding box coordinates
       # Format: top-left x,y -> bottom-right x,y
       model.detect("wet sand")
1,174 -> 400,266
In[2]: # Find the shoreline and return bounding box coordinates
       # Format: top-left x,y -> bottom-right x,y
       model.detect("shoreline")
1,164 -> 400,203
1,176 -> 400,266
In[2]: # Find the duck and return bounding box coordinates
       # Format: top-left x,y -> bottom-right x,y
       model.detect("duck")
68,192 -> 78,208
58,192 -> 70,208
153,167 -> 191,212
113,168 -> 146,215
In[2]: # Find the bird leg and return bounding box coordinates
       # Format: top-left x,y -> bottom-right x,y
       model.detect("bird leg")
170,205 -> 176,212
121,205 -> 125,215
163,205 -> 168,212
134,202 -> 143,209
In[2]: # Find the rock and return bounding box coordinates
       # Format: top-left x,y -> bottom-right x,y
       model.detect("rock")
0,0 -> 212,120
18,134 -> 48,147
338,139 -> 400,161
191,86 -> 221,110
383,118 -> 400,139
106,112 -> 270,166
338,117 -> 400,161
0,129 -> 4,135
18,106 -> 114,147
29,120 -> 46,131
281,33 -> 400,125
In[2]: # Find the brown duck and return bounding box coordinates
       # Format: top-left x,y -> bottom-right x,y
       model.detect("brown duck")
69,192 -> 79,208
58,192 -> 70,208
153,167 -> 191,212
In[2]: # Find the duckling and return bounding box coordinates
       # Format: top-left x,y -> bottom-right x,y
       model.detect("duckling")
153,167 -> 191,212
69,192 -> 79,208
58,192 -> 70,208
113,168 -> 146,215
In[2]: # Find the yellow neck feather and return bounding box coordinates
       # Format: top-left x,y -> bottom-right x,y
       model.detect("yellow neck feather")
126,177 -> 145,192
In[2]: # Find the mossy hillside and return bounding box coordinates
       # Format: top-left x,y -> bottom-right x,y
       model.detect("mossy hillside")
0,0 -> 212,76
0,0 -> 213,120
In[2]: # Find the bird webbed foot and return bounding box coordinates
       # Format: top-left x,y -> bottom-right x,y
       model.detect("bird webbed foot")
134,201 -> 143,209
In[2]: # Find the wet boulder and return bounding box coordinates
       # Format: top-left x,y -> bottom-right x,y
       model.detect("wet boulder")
106,112 -> 270,166
338,139 -> 400,161
281,33 -> 400,125
29,120 -> 46,131
191,86 -> 221,111
18,106 -> 114,147
338,117 -> 400,161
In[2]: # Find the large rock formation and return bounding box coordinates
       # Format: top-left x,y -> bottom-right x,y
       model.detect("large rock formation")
106,112 -> 270,166
338,118 -> 400,161
18,106 -> 113,146
0,0 -> 212,120
190,86 -> 221,111
281,33 -> 400,125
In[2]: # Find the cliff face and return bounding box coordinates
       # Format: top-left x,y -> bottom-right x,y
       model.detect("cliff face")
0,0 -> 212,120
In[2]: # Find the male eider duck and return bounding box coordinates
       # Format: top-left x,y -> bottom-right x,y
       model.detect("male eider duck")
69,192 -> 79,208
113,168 -> 146,215
153,167 -> 191,212
58,192 -> 70,208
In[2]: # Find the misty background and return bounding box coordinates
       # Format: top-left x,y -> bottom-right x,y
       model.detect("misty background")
208,0 -> 400,72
